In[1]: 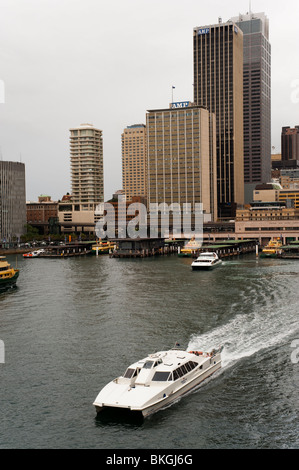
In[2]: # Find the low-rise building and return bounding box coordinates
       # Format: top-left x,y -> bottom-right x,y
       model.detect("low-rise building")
26,195 -> 58,234
253,183 -> 282,204
235,205 -> 299,245
279,189 -> 299,209
280,169 -> 299,190
58,194 -> 103,235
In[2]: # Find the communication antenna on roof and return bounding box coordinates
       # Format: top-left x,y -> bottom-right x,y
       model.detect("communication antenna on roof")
171,85 -> 175,105
249,0 -> 252,16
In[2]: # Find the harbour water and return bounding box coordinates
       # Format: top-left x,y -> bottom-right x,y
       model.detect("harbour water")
0,253 -> 298,449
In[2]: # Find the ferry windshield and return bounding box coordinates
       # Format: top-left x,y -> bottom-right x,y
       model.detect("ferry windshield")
143,361 -> 154,369
123,368 -> 136,378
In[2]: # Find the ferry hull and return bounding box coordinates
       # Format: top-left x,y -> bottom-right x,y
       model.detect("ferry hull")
192,261 -> 222,271
192,264 -> 221,271
139,359 -> 221,418
0,271 -> 19,289
91,249 -> 111,255
178,252 -> 198,258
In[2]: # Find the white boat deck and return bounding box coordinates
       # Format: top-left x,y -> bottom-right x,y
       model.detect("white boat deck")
93,348 -> 222,416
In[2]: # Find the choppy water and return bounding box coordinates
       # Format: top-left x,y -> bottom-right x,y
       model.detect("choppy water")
0,253 -> 298,449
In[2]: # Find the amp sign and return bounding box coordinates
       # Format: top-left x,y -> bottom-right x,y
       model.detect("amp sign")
171,102 -> 190,109
198,28 -> 210,35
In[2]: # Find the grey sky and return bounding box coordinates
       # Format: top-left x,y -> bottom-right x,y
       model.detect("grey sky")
0,0 -> 298,202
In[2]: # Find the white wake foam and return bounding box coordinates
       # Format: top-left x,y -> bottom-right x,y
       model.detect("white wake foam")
188,298 -> 299,371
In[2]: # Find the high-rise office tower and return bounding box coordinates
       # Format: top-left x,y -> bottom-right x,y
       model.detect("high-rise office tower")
281,126 -> 299,162
231,12 -> 271,203
69,123 -> 104,208
193,21 -> 244,218
0,161 -> 26,241
122,124 -> 147,202
146,102 -> 217,221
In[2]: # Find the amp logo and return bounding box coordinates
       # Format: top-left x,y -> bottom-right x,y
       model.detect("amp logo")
291,339 -> 299,364
198,28 -> 210,35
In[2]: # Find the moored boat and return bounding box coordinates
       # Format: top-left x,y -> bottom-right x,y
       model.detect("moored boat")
191,252 -> 222,270
92,240 -> 116,255
23,250 -> 45,258
93,345 -> 223,418
260,238 -> 283,258
0,256 -> 19,289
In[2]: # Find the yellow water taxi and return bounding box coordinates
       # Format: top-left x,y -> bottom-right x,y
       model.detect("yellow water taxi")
0,256 -> 19,289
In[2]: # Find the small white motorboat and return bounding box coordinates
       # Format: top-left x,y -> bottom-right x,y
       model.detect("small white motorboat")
93,345 -> 223,418
191,252 -> 222,270
23,249 -> 45,258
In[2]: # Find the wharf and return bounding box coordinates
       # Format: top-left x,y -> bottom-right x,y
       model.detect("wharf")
278,243 -> 299,259
109,238 -> 257,259
0,248 -> 32,255
195,239 -> 258,259
38,244 -> 92,258
109,238 -> 178,258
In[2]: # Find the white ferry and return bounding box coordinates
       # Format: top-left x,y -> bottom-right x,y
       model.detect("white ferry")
191,252 -> 222,270
93,345 -> 223,418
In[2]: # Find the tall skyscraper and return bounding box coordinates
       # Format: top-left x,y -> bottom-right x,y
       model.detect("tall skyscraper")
146,102 -> 217,221
281,126 -> 299,162
122,124 -> 147,203
0,161 -> 26,241
193,21 -> 244,218
231,12 -> 271,203
69,123 -> 104,208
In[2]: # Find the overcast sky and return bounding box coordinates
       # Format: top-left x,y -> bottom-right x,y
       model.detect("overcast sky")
0,0 -> 299,202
